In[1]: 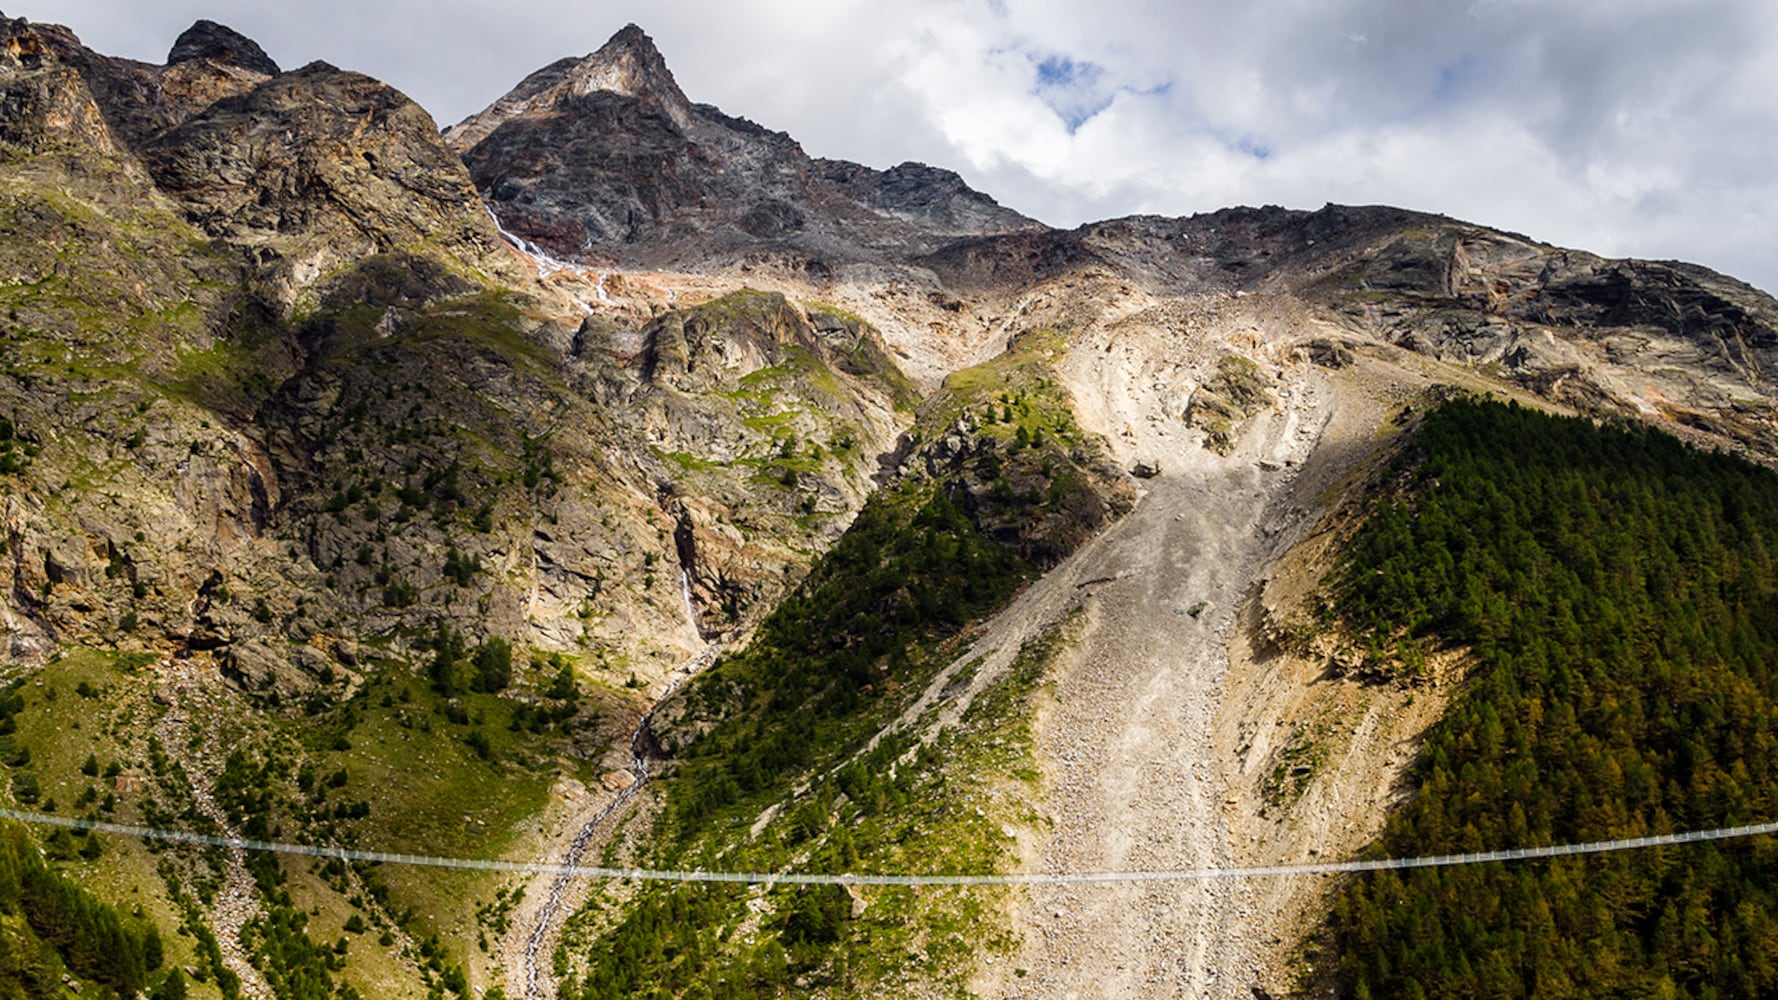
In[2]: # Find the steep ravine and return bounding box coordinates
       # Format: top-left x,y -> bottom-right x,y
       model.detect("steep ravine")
918,365 -> 1328,997
501,587 -> 727,1000
154,657 -> 274,1000
868,298 -> 1470,997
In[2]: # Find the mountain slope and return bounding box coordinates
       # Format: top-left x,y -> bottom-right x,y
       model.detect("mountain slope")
7,13 -> 1778,1000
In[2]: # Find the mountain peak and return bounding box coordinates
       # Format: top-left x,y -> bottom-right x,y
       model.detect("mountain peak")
443,23 -> 693,151
166,18 -> 279,76
604,23 -> 656,55
561,23 -> 691,126
449,22 -> 1038,261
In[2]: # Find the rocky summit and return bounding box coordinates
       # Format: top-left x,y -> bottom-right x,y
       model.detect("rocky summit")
445,24 -> 1040,268
166,18 -> 281,77
4,14 -> 1778,1000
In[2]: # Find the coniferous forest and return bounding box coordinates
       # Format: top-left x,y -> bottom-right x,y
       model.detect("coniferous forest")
0,821 -> 165,998
1329,399 -> 1778,998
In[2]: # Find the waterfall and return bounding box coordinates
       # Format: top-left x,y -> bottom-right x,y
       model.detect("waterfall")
484,203 -> 580,277
678,567 -> 700,637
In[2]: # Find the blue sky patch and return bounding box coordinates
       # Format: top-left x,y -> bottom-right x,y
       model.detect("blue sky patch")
1035,54 -> 1100,90
1031,52 -> 1116,131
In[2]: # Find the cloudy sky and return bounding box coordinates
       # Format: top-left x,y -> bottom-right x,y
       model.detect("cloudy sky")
20,0 -> 1778,293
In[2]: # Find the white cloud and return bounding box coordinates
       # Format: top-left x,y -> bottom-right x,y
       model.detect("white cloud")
14,0 -> 1778,293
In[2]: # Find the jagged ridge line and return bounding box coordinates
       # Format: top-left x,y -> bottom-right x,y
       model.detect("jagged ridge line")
3,808 -> 1774,885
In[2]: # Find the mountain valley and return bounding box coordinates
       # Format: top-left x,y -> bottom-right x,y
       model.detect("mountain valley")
4,11 -> 1778,1000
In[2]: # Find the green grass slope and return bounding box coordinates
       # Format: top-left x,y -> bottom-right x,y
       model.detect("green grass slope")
550,329 -> 1131,998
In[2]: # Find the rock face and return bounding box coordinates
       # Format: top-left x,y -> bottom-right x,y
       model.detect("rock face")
1,12 -> 275,154
0,16 -> 129,157
139,61 -> 507,312
446,25 -> 1040,267
587,290 -> 913,630
916,204 -> 1778,458
166,19 -> 281,76
3,14 -> 508,315
0,15 -> 943,686
1285,207 -> 1778,448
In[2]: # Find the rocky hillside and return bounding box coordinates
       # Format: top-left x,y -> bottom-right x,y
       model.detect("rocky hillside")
916,205 -> 1778,457
0,13 -> 924,681
6,11 -> 1778,1000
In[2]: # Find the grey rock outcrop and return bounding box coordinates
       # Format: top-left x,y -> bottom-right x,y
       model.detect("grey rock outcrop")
1,15 -> 278,152
0,16 -> 130,157
138,61 -> 510,312
166,19 -> 281,77
579,290 -> 913,632
446,25 -> 1041,267
914,204 -> 1778,457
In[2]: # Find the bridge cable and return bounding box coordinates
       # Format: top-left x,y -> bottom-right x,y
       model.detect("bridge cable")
5,807 -> 1776,886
